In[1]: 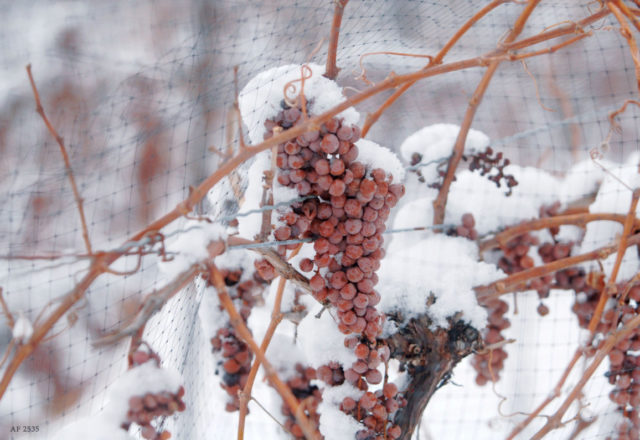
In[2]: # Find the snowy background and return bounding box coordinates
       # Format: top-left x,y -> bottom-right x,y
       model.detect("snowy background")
1,1 -> 640,439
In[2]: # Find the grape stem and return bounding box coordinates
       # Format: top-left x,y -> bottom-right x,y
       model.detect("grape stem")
324,0 -> 349,80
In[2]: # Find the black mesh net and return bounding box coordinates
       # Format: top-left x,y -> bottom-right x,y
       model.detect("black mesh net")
1,1 -> 640,439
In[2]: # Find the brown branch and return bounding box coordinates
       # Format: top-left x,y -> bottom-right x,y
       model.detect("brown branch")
209,264 -> 320,440
361,0 -> 508,137
324,0 -> 349,80
608,0 -> 640,93
238,277 -> 287,440
432,0 -> 542,226
508,31 -> 593,61
586,189 -> 640,335
475,232 -> 640,300
506,348 -> 582,439
0,288 -> 14,328
502,7 -> 609,52
530,312 -> 640,439
26,65 -> 92,255
608,99 -> 640,133
478,212 -> 637,252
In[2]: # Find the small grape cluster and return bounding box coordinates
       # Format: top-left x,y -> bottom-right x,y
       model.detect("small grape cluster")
342,336 -> 390,388
603,286 -> 640,439
263,101 -> 405,437
123,350 -> 186,440
447,213 -> 478,240
465,146 -> 518,195
340,383 -> 405,440
497,233 -> 538,274
281,364 -> 321,439
534,240 -> 579,314
211,327 -> 252,411
210,269 -> 267,411
472,298 -> 510,385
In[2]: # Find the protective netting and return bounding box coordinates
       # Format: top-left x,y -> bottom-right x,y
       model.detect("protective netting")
1,1 -> 640,439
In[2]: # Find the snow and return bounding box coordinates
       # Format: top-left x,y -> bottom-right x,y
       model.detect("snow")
578,153 -> 640,279
103,361 -> 183,424
12,311 -> 33,342
52,361 -> 183,440
355,139 -> 405,182
446,165 -> 560,235
157,220 -> 227,279
234,150 -> 301,241
386,195 -> 437,255
316,384 -> 363,440
239,63 -> 360,145
296,303 -> 357,368
237,151 -> 271,240
399,123 -> 489,185
380,234 -> 502,330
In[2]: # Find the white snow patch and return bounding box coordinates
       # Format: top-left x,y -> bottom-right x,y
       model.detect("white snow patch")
157,219 -> 227,279
380,235 -> 502,329
578,154 -> 640,279
355,139 -> 405,182
239,63 -> 360,145
104,361 -> 183,424
399,123 -> 489,184
12,311 -> 33,342
446,165 -> 560,234
317,384 -> 363,440
296,303 -> 357,368
52,362 -> 182,440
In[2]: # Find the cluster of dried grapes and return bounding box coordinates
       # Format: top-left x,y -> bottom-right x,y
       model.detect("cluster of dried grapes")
472,297 -> 509,385
210,268 -> 267,411
601,286 -> 640,440
123,350 -> 186,440
281,364 -> 321,439
465,146 -> 518,195
262,101 -> 406,438
447,213 -> 478,240
340,383 -> 405,440
536,240 -> 587,315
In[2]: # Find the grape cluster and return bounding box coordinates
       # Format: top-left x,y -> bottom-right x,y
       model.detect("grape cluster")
210,269 -> 267,411
472,298 -> 510,385
263,101 -> 406,437
447,213 -> 478,240
465,146 -> 518,195
497,233 -> 539,274
125,386 -> 186,440
123,350 -> 186,440
342,337 -> 390,389
602,286 -> 640,439
211,326 -> 252,411
340,382 -> 406,440
533,240 -> 578,313
281,364 -> 321,439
